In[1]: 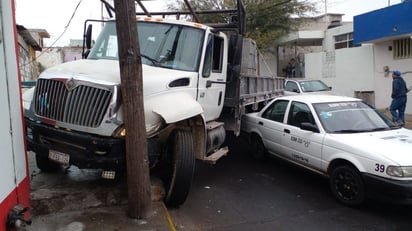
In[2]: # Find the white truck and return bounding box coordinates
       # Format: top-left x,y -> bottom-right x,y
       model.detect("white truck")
23,0 -> 284,207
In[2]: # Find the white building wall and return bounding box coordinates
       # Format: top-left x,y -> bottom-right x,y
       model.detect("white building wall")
323,23 -> 353,51
305,52 -> 323,79
36,48 -> 64,70
305,45 -> 375,101
277,12 -> 412,115
373,41 -> 412,114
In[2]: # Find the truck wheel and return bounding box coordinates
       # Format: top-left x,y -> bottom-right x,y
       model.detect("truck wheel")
163,129 -> 195,207
251,136 -> 267,161
35,153 -> 61,172
329,165 -> 365,206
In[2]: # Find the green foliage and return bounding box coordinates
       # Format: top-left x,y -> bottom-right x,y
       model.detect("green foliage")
166,0 -> 318,51
245,0 -> 317,50
166,0 -> 231,23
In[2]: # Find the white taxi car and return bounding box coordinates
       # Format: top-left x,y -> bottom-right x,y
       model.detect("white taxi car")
241,94 -> 412,206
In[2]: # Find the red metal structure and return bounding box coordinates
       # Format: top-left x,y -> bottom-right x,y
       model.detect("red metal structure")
0,0 -> 31,230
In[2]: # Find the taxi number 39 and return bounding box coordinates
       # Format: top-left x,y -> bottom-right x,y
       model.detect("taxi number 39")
375,163 -> 385,173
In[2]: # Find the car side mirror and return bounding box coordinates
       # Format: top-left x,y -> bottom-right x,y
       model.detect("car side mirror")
293,89 -> 300,93
329,86 -> 332,90
300,122 -> 319,133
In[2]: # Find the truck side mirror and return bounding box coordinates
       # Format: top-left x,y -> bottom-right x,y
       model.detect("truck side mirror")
86,24 -> 92,49
82,24 -> 93,59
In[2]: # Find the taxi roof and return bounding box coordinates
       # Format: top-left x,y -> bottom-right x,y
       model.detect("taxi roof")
276,94 -> 362,104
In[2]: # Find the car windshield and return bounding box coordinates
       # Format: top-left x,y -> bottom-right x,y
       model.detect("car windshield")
313,101 -> 398,133
299,80 -> 330,92
87,21 -> 204,72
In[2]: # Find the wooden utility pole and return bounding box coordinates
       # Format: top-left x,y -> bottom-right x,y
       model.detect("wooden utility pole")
114,0 -> 152,218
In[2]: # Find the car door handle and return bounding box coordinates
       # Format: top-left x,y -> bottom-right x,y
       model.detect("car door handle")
284,129 -> 290,134
258,121 -> 264,126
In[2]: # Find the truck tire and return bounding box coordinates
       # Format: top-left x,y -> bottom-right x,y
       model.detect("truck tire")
35,153 -> 61,172
329,165 -> 365,206
163,129 -> 195,207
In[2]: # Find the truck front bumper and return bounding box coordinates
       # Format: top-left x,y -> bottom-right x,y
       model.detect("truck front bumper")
362,173 -> 412,204
25,118 -> 160,171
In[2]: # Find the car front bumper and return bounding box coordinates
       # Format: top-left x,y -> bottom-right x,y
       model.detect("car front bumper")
362,173 -> 412,204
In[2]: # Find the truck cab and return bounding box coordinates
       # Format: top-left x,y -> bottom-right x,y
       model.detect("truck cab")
24,0 -> 283,207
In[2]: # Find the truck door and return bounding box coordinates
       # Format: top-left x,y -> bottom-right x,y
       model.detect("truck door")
197,33 -> 227,122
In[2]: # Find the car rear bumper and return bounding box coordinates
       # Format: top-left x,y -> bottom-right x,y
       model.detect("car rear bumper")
362,173 -> 412,204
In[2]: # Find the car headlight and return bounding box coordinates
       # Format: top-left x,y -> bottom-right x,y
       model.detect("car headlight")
386,166 -> 412,177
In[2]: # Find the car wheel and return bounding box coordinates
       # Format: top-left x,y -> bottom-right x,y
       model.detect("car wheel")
251,136 -> 267,161
329,165 -> 365,206
35,152 -> 61,172
163,129 -> 195,207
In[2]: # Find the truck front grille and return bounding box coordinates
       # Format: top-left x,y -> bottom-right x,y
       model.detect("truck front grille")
33,79 -> 113,128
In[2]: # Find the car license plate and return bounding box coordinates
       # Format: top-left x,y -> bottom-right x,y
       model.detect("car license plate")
48,150 -> 70,164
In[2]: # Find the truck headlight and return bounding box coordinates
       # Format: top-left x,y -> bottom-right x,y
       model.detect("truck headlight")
112,121 -> 164,138
386,166 -> 412,177
113,126 -> 126,138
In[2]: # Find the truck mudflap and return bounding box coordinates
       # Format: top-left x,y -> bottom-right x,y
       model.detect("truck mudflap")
25,118 -> 161,171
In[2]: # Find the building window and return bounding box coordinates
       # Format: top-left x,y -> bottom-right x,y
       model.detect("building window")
393,38 -> 412,59
334,33 -> 358,50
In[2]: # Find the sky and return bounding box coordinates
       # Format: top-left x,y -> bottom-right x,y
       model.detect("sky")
14,0 -> 403,47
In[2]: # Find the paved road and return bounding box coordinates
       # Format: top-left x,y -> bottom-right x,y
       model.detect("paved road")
27,117 -> 412,230
168,136 -> 412,231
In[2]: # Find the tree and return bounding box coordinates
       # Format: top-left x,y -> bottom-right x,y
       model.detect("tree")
166,0 -> 318,51
244,0 -> 317,50
166,0 -> 232,23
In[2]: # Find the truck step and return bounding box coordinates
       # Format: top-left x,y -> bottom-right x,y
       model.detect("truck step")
203,146 -> 228,164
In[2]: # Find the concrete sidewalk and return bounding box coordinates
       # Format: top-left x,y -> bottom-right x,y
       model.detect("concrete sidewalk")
26,202 -> 173,231
25,152 -> 174,231
381,109 -> 412,128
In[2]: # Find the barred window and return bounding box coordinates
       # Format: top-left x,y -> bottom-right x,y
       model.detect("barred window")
393,38 -> 412,59
334,33 -> 358,50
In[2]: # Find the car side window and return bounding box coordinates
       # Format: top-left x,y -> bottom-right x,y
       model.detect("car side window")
261,100 -> 289,122
285,81 -> 299,93
287,101 -> 314,127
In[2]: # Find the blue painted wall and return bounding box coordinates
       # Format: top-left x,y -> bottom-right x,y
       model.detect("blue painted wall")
354,1 -> 412,44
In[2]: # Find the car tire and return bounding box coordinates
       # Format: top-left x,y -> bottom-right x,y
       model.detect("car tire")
163,129 -> 195,207
329,165 -> 365,206
35,153 -> 61,172
251,136 -> 267,161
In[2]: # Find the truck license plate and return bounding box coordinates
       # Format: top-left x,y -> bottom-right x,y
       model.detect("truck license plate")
49,150 -> 70,164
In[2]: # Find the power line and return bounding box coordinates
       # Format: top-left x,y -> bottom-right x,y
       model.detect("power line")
34,0 -> 83,60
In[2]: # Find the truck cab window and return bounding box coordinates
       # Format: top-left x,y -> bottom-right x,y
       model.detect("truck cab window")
212,35 -> 223,72
203,35 -> 213,77
202,34 -> 224,77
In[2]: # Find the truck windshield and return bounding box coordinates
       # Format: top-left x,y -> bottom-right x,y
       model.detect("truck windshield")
88,21 -> 204,72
